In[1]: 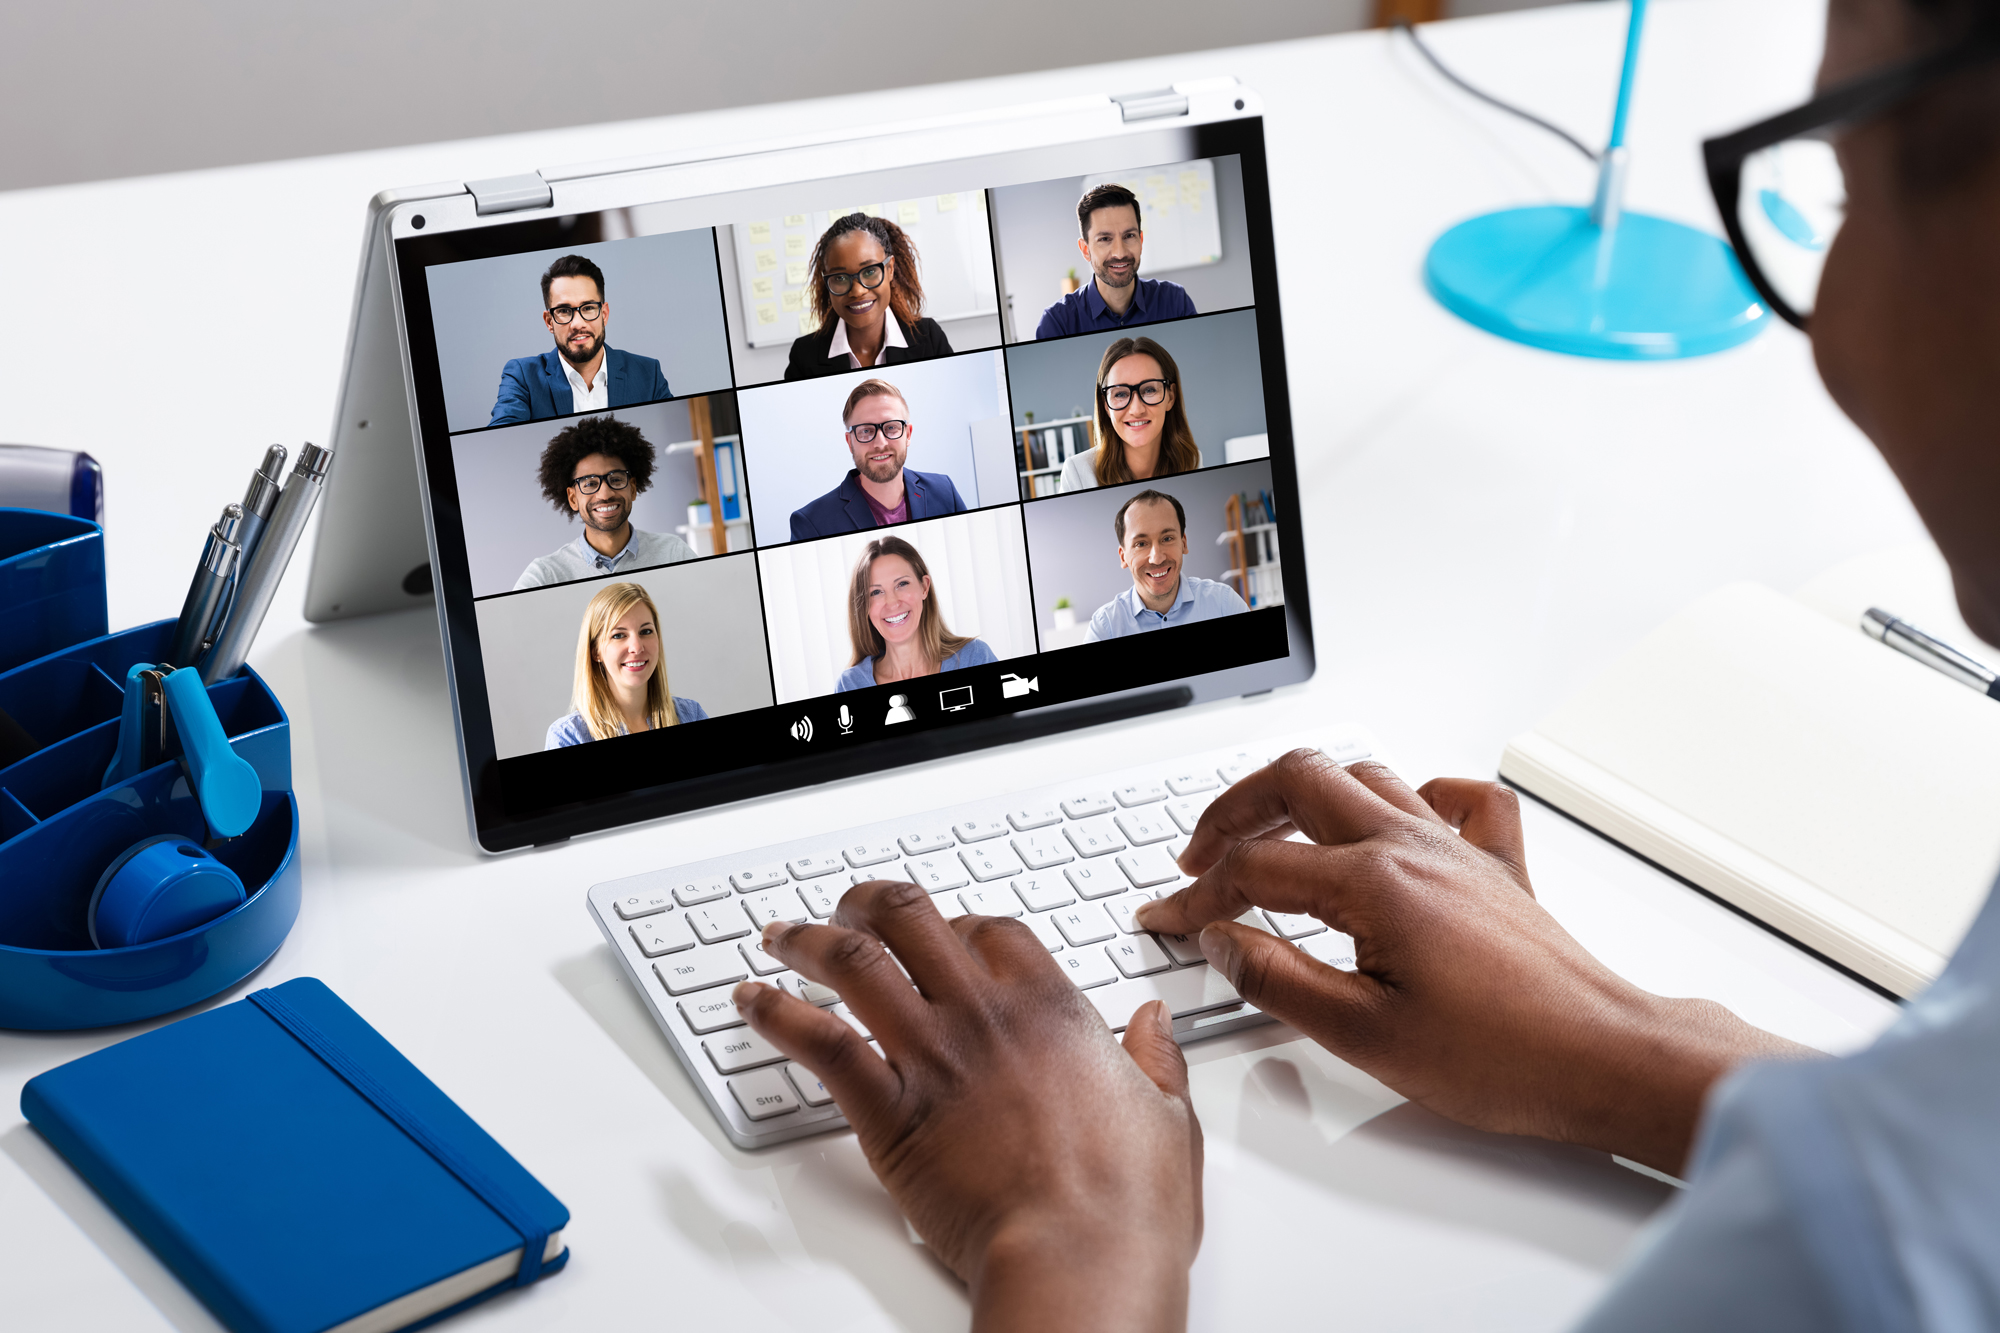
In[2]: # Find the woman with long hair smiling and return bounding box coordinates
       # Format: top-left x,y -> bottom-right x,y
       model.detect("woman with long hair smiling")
545,581 -> 707,747
834,535 -> 996,690
785,212 -> 955,379
1059,335 -> 1204,491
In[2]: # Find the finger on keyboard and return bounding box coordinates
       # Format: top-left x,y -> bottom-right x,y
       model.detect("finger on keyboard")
732,980 -> 896,1114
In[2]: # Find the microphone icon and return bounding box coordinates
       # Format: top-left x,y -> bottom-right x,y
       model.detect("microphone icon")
837,705 -> 854,735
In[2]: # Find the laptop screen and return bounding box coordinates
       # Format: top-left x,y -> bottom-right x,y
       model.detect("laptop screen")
391,109 -> 1310,849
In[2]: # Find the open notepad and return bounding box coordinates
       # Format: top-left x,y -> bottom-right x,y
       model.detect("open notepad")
1501,557 -> 2000,997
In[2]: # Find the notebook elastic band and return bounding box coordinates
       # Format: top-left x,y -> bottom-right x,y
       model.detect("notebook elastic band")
249,989 -> 549,1287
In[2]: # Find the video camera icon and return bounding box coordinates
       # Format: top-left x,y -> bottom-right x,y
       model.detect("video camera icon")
1001,673 -> 1039,699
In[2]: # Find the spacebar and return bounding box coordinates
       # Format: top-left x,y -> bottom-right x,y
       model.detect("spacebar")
1088,967 -> 1243,1032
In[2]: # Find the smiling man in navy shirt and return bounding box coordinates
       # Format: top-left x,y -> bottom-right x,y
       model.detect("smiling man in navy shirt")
1034,183 -> 1198,340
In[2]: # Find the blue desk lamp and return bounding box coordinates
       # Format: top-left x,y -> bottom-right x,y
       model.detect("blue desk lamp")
1423,0 -> 1768,359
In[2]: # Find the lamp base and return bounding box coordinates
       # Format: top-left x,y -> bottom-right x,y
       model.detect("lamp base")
1424,205 -> 1768,360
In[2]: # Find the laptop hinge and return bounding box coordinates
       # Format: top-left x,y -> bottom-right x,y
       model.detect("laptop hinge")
1111,88 -> 1189,123
467,172 -> 553,215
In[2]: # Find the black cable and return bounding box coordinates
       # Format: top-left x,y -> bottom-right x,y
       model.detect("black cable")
1394,19 -> 1601,163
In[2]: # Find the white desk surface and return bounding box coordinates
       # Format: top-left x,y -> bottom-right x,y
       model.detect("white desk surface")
0,1 -> 1918,1328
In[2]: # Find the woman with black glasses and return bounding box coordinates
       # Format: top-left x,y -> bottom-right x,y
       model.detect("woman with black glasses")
784,213 -> 955,380
1058,335 -> 1204,492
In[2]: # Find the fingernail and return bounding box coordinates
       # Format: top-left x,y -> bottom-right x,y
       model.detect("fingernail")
762,920 -> 789,946
1153,1000 -> 1175,1038
1199,925 -> 1240,984
1133,899 -> 1162,929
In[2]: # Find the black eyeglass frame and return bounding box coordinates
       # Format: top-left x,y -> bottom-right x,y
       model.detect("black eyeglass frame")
1099,378 -> 1174,410
824,262 -> 889,296
844,419 -> 908,443
568,469 -> 634,494
546,301 -> 606,325
1704,30 -> 2000,330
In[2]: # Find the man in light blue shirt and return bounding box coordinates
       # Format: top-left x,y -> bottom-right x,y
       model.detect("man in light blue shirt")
1085,489 -> 1246,641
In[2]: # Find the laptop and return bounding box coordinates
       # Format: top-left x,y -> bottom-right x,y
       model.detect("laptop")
307,79 -> 1356,1146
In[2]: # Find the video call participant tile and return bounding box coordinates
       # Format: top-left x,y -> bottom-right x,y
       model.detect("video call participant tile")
756,507 -> 1036,707
426,227 -> 733,434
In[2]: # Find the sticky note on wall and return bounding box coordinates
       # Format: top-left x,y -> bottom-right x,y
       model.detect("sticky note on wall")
936,193 -> 959,212
785,213 -> 808,227
756,303 -> 777,325
752,277 -> 774,299
786,261 -> 807,285
755,250 -> 777,272
898,201 -> 920,225
785,234 -> 807,257
748,221 -> 772,243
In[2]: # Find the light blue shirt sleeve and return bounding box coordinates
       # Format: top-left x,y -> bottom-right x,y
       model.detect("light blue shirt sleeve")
1578,878 -> 2000,1333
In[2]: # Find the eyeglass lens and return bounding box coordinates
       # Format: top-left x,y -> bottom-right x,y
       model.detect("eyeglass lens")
549,302 -> 604,324
825,263 -> 887,296
1102,379 -> 1170,410
1737,138 -> 1844,320
848,420 -> 907,443
571,470 -> 631,493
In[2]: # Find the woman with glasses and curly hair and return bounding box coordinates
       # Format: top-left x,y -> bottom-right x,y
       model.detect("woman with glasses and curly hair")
832,535 -> 995,691
1058,335 -> 1204,492
545,581 -> 707,747
785,212 -> 955,380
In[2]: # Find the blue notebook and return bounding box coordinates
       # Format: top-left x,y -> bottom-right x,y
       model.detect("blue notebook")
21,977 -> 569,1333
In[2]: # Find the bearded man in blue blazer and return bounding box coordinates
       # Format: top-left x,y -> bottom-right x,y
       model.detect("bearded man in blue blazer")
789,378 -> 968,541
487,254 -> 671,427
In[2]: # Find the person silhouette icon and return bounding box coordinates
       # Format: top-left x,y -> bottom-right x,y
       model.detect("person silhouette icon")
884,693 -> 915,725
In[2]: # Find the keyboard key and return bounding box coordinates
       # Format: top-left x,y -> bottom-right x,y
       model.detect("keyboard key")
1117,845 -> 1181,889
1060,792 -> 1115,819
1057,947 -> 1119,989
787,1064 -> 837,1107
1263,910 -> 1326,940
1011,875 -> 1075,913
898,829 -> 954,856
797,882 -> 841,918
1327,739 -> 1371,764
1165,796 -> 1211,836
687,905 -> 751,944
611,888 -> 672,919
959,843 -> 1025,882
787,852 -> 847,880
1008,803 -> 1063,831
953,816 -> 1008,843
852,864 -> 914,886
1013,830 -> 1075,870
1103,895 -> 1150,934
630,916 -> 694,957
741,888 -> 809,930
934,893 -> 968,920
844,840 -> 900,868
1087,967 -> 1244,1031
1114,781 -> 1168,807
1114,810 -> 1177,846
655,949 -> 749,995
1165,770 -> 1220,796
960,888 -> 1023,917
905,856 -> 970,893
1236,908 -> 1276,935
730,864 -> 789,893
673,877 -> 731,907
1065,816 -> 1127,859
728,1068 -> 798,1120
1053,903 -> 1115,946
1107,934 -> 1172,978
679,990 -> 746,1032
832,1004 -> 872,1039
1023,914 -> 1065,952
777,976 -> 840,1006
1064,862 -> 1125,900
1300,930 -> 1359,971
1157,931 -> 1206,966
1217,752 -> 1267,785
705,1028 -> 787,1074
740,937 -> 790,976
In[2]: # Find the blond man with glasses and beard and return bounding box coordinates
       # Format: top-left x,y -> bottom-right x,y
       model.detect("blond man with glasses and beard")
789,378 -> 969,540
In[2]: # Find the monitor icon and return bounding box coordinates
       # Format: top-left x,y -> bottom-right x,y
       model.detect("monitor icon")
1001,673 -> 1039,699
938,686 -> 974,713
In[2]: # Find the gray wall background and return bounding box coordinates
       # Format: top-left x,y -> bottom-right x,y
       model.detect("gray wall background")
1021,458 -> 1276,635
426,228 -> 732,434
1003,307 -> 1267,458
991,155 -> 1255,342
0,1 -> 1563,193
451,399 -> 752,597
737,351 -> 1013,547
473,552 -> 773,758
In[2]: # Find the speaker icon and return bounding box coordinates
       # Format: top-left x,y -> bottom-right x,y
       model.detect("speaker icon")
790,716 -> 814,742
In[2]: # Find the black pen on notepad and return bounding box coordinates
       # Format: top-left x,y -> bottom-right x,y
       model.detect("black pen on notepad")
1862,607 -> 2000,700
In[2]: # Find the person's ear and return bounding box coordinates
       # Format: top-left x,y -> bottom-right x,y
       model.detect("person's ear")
1076,235 -> 1090,262
1119,543 -> 1133,570
568,486 -> 582,516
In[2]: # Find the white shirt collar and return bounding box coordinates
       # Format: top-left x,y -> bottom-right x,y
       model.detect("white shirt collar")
559,346 -> 610,407
827,312 -> 907,369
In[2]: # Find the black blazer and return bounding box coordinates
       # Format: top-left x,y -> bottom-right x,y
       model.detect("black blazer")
783,314 -> 954,380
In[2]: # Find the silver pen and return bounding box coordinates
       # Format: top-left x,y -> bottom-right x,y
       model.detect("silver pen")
236,444 -> 288,572
166,502 -> 246,668
201,444 -> 333,683
1862,607 -> 2000,700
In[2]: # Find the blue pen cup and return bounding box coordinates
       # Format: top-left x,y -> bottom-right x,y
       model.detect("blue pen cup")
0,618 -> 301,1030
0,508 -> 108,674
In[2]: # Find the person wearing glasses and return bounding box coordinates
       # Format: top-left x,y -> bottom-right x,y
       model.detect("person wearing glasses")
787,378 -> 968,541
833,535 -> 996,692
514,415 -> 695,589
1085,489 -> 1246,641
784,214 -> 954,380
726,1 -> 2000,1327
545,581 -> 707,747
1058,335 -> 1204,492
1034,182 -> 1198,340
488,254 -> 672,427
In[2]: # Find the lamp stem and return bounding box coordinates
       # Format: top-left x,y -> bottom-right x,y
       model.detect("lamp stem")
1590,0 -> 1648,232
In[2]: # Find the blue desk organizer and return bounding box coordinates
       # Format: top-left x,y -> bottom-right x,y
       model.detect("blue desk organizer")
0,509 -> 300,1030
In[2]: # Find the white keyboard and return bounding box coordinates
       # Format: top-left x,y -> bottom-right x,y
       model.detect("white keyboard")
585,730 -> 1375,1149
